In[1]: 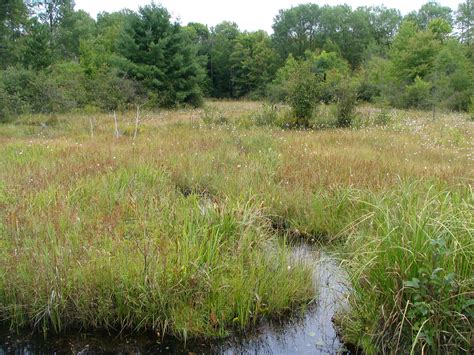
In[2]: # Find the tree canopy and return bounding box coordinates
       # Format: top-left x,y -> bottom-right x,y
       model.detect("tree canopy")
0,1 -> 472,121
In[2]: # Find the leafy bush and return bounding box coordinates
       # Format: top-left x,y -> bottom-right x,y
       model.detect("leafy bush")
1,67 -> 36,116
87,69 -> 144,111
334,80 -> 358,128
403,76 -> 433,110
49,62 -> 88,109
287,64 -> 319,127
432,40 -> 474,112
266,55 -> 299,103
310,51 -> 350,104
0,65 -> 87,116
0,63 -> 146,119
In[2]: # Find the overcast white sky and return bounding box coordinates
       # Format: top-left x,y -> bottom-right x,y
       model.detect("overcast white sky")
75,0 -> 464,33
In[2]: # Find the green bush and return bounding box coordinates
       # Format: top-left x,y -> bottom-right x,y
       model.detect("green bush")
87,69 -> 143,111
0,65 -> 145,120
266,82 -> 289,103
50,62 -> 88,109
334,80 -> 358,128
311,51 -> 351,104
287,65 -> 319,127
0,65 -> 84,117
403,76 -> 433,110
0,82 -> 11,122
1,67 -> 36,116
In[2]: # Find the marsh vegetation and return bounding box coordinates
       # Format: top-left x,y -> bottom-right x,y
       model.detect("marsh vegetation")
0,101 -> 472,353
1,0 -> 473,353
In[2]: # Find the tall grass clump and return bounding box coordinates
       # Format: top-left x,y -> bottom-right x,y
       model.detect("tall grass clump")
339,184 -> 473,354
0,166 -> 313,338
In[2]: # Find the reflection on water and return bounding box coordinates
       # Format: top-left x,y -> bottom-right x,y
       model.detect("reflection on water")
0,245 -> 353,355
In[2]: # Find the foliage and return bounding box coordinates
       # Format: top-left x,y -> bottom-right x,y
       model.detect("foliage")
230,31 -> 278,98
208,21 -> 240,98
406,0 -> 454,29
362,18 -> 474,111
268,51 -> 351,107
266,55 -> 299,103
334,79 -> 358,127
272,4 -> 401,68
403,76 -> 433,110
117,4 -> 204,107
287,63 -> 319,126
0,63 -> 143,120
339,185 -> 473,354
456,0 -> 474,45
431,39 -> 474,111
1,1 -> 472,116
0,0 -> 28,68
310,51 -> 351,103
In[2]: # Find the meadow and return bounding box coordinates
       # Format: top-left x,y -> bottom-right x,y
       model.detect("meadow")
0,101 -> 472,354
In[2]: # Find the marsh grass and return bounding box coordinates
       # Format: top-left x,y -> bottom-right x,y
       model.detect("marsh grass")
336,184 -> 473,354
0,164 -> 312,338
0,101 -> 472,352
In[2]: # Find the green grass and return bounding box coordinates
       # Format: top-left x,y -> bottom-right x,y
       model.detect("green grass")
337,184 -> 473,354
0,101 -> 472,352
0,164 -> 312,338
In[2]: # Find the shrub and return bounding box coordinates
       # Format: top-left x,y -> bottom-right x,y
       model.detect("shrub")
266,82 -> 289,103
287,64 -> 319,127
0,82 -> 11,123
334,80 -> 358,128
87,69 -> 144,111
310,51 -> 351,104
50,62 -> 88,109
0,65 -> 87,117
0,65 -> 147,120
0,67 -> 36,116
403,76 -> 432,110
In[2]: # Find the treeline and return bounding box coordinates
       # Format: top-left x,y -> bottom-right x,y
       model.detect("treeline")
0,0 -> 473,121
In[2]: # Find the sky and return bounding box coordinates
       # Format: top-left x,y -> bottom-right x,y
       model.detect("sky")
74,0 -> 464,33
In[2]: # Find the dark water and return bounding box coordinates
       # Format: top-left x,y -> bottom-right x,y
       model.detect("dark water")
0,246 -> 353,355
